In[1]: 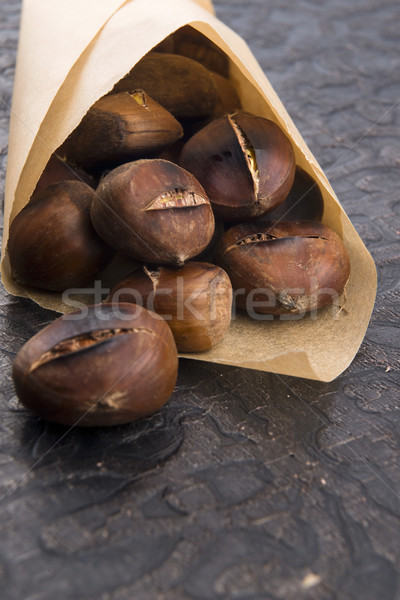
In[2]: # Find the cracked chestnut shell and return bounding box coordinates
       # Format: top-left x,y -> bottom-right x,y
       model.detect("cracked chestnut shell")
107,262 -> 232,352
62,90 -> 183,170
216,221 -> 351,315
8,181 -> 112,291
12,303 -> 178,426
91,159 -> 215,265
179,112 -> 296,221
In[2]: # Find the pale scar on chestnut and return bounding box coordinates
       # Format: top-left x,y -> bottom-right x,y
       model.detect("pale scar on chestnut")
144,188 -> 208,210
228,113 -> 259,195
225,232 -> 329,252
130,90 -> 149,109
28,328 -> 154,373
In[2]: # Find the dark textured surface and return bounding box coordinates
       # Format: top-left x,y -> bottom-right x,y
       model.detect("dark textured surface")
1,1 -> 400,598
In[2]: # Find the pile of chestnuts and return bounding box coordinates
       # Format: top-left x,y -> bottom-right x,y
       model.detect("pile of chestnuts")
9,26 -> 351,426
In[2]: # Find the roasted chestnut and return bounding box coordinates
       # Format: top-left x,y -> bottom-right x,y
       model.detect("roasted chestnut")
62,90 -> 183,170
216,221 -> 350,315
8,181 -> 112,291
112,53 -> 218,119
173,26 -> 230,77
107,262 -> 232,352
91,159 -> 215,266
179,112 -> 296,220
12,303 -> 178,426
262,166 -> 324,222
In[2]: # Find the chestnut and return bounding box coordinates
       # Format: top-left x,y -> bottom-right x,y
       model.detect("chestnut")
12,303 -> 178,426
216,221 -> 350,315
107,262 -> 232,352
112,53 -> 218,119
173,26 -> 230,77
62,90 -> 183,170
262,166 -> 324,222
8,181 -> 112,291
91,159 -> 215,266
179,112 -> 296,220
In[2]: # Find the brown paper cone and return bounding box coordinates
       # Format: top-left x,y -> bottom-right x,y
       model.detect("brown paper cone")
1,0 -> 377,381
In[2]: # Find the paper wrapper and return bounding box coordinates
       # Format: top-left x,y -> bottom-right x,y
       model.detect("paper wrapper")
1,0 -> 377,382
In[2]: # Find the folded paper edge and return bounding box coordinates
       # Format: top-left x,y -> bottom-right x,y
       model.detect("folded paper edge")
0,0 -> 377,382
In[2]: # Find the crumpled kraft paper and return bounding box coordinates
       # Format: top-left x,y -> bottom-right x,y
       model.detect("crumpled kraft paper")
1,0 -> 377,381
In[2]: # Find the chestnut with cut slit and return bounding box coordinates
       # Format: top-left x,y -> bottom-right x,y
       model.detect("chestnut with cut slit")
12,303 -> 178,426
107,262 -> 233,352
179,112 -> 296,221
91,159 -> 215,266
62,90 -> 183,170
216,221 -> 350,315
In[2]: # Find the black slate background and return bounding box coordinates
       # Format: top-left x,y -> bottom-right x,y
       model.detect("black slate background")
1,1 -> 400,599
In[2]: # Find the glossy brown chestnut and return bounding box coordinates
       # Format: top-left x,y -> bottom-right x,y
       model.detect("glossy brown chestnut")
262,166 -> 324,222
179,112 -> 296,221
62,90 -> 183,170
173,26 -> 230,76
107,262 -> 232,352
216,221 -> 351,315
91,159 -> 215,266
12,303 -> 178,426
8,181 -> 112,291
112,53 -> 218,119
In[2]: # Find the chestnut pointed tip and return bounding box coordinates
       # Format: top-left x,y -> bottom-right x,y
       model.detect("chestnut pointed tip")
175,256 -> 186,267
